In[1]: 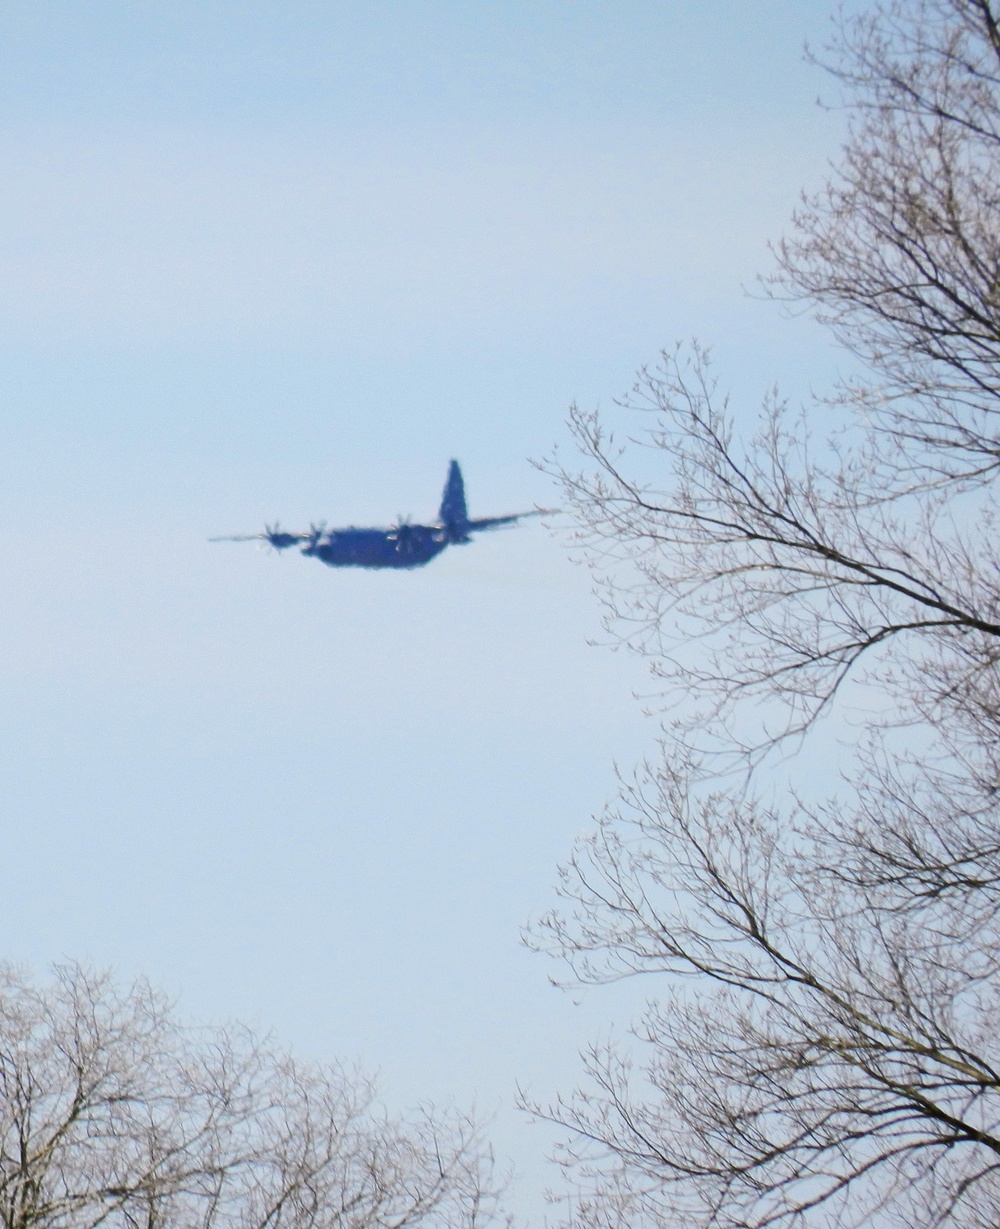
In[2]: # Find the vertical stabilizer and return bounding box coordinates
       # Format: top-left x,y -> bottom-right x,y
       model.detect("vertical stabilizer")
439,459 -> 468,527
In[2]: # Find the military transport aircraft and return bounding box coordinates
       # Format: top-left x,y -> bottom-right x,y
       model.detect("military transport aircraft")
211,460 -> 545,570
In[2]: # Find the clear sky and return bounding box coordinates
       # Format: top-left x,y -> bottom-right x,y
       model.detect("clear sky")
0,2 -> 852,1219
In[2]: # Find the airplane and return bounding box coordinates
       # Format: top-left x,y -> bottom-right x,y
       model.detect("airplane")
211,460 -> 545,570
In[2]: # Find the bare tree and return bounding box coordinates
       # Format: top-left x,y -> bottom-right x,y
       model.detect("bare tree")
529,3 -> 1000,1227
0,964 -> 502,1229
776,0 -> 1000,482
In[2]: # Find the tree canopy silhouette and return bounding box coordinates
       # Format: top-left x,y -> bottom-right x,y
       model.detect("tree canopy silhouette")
531,4 -> 1000,1227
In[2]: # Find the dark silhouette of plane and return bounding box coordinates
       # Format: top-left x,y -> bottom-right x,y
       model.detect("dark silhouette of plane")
212,461 -> 544,570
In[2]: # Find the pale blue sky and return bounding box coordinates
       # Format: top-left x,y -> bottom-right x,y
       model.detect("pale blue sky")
0,3 -> 852,1218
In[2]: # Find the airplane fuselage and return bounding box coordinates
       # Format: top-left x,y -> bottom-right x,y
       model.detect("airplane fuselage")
302,526 -> 450,569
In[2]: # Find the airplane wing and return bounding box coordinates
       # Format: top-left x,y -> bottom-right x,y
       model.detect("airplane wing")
209,529 -> 311,549
464,509 -> 551,533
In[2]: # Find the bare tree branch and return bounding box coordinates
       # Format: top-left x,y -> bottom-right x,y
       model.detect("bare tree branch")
0,966 -> 504,1229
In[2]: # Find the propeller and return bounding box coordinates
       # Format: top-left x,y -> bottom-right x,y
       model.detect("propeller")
387,517 -> 418,555
300,521 -> 327,551
264,522 -> 309,550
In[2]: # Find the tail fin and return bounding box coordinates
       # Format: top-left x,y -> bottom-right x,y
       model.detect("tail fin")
438,459 -> 468,527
